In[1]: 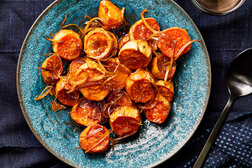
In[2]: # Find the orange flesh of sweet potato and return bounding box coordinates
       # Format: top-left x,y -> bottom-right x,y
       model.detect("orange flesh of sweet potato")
41,54 -> 63,85
98,0 -> 123,30
55,76 -> 79,106
129,18 -> 160,41
70,97 -> 104,126
144,94 -> 171,124
151,54 -> 176,80
110,106 -> 141,136
80,84 -> 110,101
79,124 -> 110,153
103,58 -> 131,91
67,57 -> 87,88
156,80 -> 174,102
52,29 -> 82,60
158,27 -> 191,58
118,40 -> 152,70
125,69 -> 155,103
84,29 -> 113,60
107,90 -> 132,106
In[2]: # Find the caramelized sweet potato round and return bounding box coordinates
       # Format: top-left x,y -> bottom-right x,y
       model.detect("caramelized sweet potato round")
110,106 -> 141,137
118,40 -> 152,70
144,94 -> 171,124
157,27 -> 191,59
103,58 -> 131,91
125,69 -> 155,103
129,18 -> 160,41
70,97 -> 105,126
68,58 -> 106,87
104,90 -> 132,117
84,28 -> 113,60
80,84 -> 110,101
67,57 -> 87,89
156,80 -> 174,102
151,54 -> 176,80
79,124 -> 110,153
80,58 -> 105,82
55,76 -> 79,106
52,29 -> 82,60
68,57 -> 86,74
98,0 -> 124,30
107,90 -> 132,106
41,54 -> 63,85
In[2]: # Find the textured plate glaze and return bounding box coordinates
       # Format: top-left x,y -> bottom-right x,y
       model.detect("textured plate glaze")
17,0 -> 211,167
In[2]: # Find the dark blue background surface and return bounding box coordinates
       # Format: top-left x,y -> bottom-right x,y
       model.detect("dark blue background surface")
0,0 -> 251,167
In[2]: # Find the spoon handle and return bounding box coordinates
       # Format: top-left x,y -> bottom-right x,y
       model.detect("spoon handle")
193,95 -> 236,168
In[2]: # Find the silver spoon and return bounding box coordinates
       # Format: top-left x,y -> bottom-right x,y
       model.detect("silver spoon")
193,48 -> 252,168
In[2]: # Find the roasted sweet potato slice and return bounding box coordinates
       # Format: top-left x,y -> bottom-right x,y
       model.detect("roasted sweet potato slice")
55,76 -> 79,106
129,18 -> 160,41
125,69 -> 155,103
140,10 -> 193,60
68,58 -> 106,91
67,57 -> 87,89
110,106 -> 141,137
79,124 -> 110,153
98,0 -> 125,30
51,29 -> 82,60
118,40 -> 152,69
40,54 -> 63,85
84,28 -> 113,60
79,58 -> 105,82
68,57 -> 86,74
156,80 -> 174,102
104,90 -> 132,116
107,90 -> 132,106
144,94 -> 171,124
80,84 -> 110,101
157,27 -> 191,59
151,54 -> 176,80
103,58 -> 131,91
118,34 -> 130,49
70,97 -> 105,126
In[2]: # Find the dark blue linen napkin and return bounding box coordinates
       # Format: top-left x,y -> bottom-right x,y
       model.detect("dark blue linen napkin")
0,0 -> 251,167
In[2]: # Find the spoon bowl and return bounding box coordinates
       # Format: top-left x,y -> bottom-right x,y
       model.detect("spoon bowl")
226,48 -> 252,97
193,48 -> 252,168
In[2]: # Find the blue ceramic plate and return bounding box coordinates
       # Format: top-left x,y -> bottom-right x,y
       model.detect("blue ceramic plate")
17,0 -> 211,167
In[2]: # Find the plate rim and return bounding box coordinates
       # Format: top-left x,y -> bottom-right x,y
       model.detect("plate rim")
16,0 -> 212,167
